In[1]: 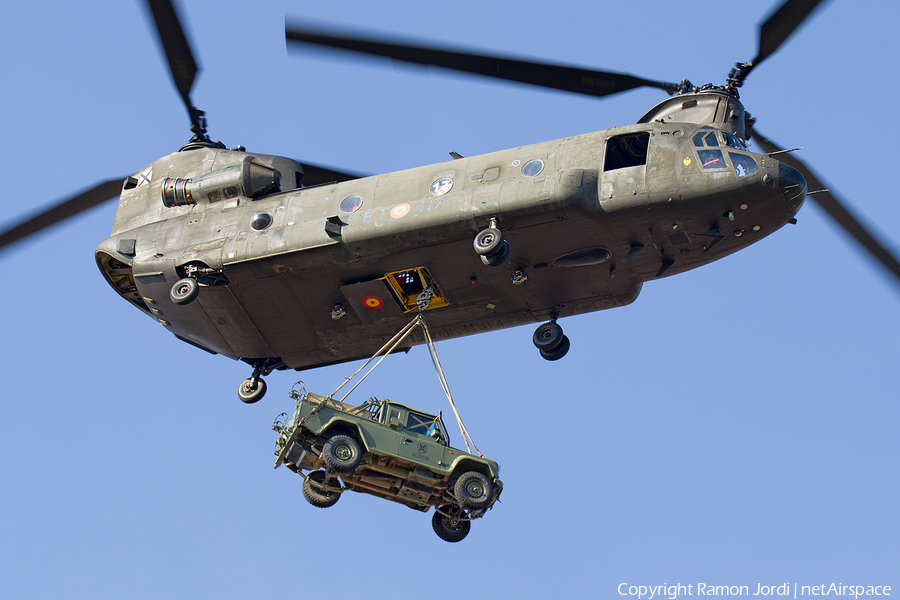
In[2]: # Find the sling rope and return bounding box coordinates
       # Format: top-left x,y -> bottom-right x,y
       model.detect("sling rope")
325,310 -> 482,456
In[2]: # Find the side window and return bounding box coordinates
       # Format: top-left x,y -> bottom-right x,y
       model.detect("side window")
604,132 -> 650,171
388,407 -> 403,428
433,418 -> 449,446
406,412 -> 433,435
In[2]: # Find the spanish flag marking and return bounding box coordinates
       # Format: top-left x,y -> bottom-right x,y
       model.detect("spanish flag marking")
390,203 -> 411,219
362,296 -> 384,310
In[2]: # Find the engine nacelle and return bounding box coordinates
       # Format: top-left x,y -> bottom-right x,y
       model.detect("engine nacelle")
161,155 -> 282,207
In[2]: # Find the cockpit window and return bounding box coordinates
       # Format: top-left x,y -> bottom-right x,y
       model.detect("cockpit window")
724,132 -> 745,149
604,132 -> 650,171
698,149 -> 726,169
730,153 -> 758,177
694,129 -> 746,150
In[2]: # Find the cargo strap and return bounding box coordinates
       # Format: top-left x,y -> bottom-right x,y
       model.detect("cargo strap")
418,315 -> 481,457
326,312 -> 482,457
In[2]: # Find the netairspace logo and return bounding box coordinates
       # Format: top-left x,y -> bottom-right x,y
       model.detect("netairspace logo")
617,583 -> 892,600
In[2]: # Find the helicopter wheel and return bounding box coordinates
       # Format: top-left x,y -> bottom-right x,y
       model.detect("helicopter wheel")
479,241 -> 510,267
539,335 -> 570,361
474,227 -> 511,267
238,377 -> 267,404
473,228 -> 504,255
170,278 -> 199,305
533,321 -> 564,351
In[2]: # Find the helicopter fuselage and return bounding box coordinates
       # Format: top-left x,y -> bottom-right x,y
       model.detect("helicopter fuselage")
95,93 -> 806,372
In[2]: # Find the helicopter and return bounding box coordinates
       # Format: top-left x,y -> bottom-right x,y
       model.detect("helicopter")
1,0 -> 897,406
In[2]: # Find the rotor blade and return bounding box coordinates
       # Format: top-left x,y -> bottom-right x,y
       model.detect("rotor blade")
0,179 -> 124,252
285,24 -> 680,99
728,0 -> 827,91
755,0 -> 827,67
144,0 -> 202,127
753,131 -> 900,287
299,162 -> 366,187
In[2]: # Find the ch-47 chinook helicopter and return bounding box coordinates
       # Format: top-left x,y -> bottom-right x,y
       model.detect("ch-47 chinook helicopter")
1,0 -> 898,404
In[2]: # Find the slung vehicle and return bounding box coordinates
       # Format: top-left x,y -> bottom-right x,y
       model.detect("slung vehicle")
272,383 -> 502,542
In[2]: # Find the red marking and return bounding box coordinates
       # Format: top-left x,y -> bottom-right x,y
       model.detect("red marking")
390,203 -> 411,219
362,296 -> 384,310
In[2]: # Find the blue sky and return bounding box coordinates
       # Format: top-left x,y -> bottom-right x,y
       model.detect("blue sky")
1,0 -> 897,598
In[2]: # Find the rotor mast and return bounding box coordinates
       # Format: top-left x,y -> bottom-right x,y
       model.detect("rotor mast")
145,0 -> 217,145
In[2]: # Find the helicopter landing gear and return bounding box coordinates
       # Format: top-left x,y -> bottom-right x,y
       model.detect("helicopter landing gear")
474,222 -> 511,267
170,277 -> 199,305
533,318 -> 570,361
238,359 -> 283,403
238,377 -> 267,404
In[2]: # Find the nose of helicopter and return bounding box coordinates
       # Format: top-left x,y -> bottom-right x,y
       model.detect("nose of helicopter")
778,161 -> 807,213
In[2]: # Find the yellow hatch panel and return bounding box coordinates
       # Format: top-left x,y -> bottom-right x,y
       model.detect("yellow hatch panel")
380,267 -> 449,313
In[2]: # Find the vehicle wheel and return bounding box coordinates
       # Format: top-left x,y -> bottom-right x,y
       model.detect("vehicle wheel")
539,334 -> 570,361
454,471 -> 493,509
432,507 -> 471,543
170,278 -> 199,305
322,435 -> 362,472
303,470 -> 341,508
532,322 -> 564,350
238,378 -> 267,404
473,228 -> 504,256
480,241 -> 511,267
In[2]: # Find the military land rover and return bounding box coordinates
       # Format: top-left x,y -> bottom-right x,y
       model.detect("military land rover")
272,382 -> 502,542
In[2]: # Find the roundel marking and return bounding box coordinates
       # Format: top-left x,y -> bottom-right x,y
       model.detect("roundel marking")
390,203 -> 411,219
362,296 -> 384,310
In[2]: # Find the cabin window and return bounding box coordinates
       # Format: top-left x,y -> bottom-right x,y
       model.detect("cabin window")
340,195 -> 363,214
250,212 -> 273,231
704,132 -> 719,147
521,159 -> 544,177
430,177 -> 453,196
604,132 -> 650,171
698,149 -> 726,169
